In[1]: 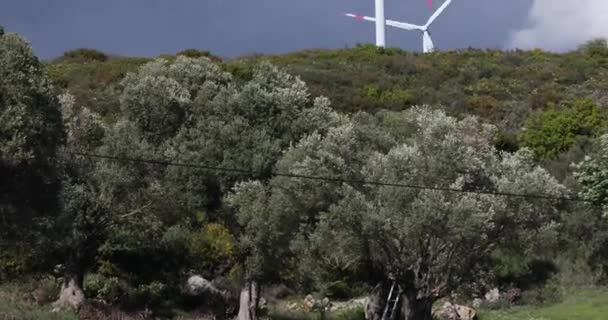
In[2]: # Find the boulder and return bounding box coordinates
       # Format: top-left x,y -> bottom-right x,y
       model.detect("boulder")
302,295 -> 331,313
433,301 -> 476,320
303,295 -> 316,312
484,288 -> 500,304
185,275 -> 224,297
472,298 -> 483,309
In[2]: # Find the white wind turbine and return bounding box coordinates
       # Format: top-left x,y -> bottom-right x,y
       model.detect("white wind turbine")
345,0 -> 453,53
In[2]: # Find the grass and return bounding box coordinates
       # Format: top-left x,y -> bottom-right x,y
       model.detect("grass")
1,281 -> 606,320
268,307 -> 365,320
479,288 -> 608,320
0,282 -> 77,320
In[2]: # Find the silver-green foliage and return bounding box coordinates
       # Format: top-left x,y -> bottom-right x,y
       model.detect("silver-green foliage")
230,107 -> 565,303
574,134 -> 608,218
0,31 -> 65,243
60,56 -> 338,286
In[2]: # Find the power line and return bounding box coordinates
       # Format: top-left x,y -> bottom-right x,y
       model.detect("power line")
68,151 -> 592,203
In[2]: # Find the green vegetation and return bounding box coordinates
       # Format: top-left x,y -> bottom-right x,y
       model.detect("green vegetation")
1,26 -> 608,320
519,99 -> 608,160
0,282 -> 77,320
268,306 -> 365,320
479,288 -> 608,320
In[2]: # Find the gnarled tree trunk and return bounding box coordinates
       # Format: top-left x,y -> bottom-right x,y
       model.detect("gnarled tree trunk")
53,273 -> 85,310
237,281 -> 260,320
404,297 -> 433,320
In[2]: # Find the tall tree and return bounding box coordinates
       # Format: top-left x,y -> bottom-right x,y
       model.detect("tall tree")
53,91 -> 108,309
248,108 -> 565,320
0,29 -> 65,272
53,56 -> 338,313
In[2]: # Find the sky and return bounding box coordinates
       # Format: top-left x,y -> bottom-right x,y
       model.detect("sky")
1,0 -> 606,60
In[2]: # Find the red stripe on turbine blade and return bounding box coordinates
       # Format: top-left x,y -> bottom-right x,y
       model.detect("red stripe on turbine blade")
426,0 -> 433,10
343,13 -> 364,20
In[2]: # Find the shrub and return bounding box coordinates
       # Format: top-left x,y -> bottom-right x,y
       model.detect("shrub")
579,38 -> 608,58
466,95 -> 500,118
519,99 -> 607,160
128,281 -> 167,308
176,49 -> 222,62
188,223 -> 237,276
0,247 -> 33,280
83,273 -> 128,303
60,48 -> 108,62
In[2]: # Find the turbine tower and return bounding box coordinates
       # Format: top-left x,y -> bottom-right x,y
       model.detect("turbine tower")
345,0 -> 453,53
375,0 -> 386,47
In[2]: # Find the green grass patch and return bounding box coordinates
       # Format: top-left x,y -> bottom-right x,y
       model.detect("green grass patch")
479,288 -> 608,320
0,282 -> 77,320
268,307 -> 365,320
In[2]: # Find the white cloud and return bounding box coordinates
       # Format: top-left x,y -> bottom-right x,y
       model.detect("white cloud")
508,0 -> 608,51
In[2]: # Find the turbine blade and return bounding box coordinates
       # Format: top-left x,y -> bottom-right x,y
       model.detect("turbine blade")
387,20 -> 424,31
422,31 -> 434,53
425,0 -> 452,28
345,14 -> 423,31
426,0 -> 433,10
344,13 -> 376,23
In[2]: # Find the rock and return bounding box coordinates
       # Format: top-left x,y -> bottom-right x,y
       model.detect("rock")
302,295 -> 331,312
185,275 -> 223,297
303,295 -> 316,312
330,297 -> 368,312
472,298 -> 483,308
433,301 -> 476,320
484,287 -> 500,304
186,275 -> 211,295
504,287 -> 522,304
319,297 -> 332,311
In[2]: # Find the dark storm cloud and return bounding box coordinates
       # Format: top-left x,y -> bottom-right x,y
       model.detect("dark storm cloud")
1,0 -> 534,59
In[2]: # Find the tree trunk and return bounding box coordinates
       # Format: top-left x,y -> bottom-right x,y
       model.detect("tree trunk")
237,281 -> 260,320
404,297 -> 433,320
365,282 -> 390,320
53,273 -> 85,310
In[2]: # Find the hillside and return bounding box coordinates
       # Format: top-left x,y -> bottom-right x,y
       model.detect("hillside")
49,43 -> 608,146
47,43 -> 608,185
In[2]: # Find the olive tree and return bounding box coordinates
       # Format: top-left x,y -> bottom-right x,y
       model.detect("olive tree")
51,90 -> 108,309
254,108 -> 565,320
52,56 -> 235,308
0,29 -> 64,276
55,56 -> 338,312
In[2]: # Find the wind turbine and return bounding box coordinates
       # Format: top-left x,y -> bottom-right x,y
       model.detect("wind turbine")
345,0 -> 453,53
